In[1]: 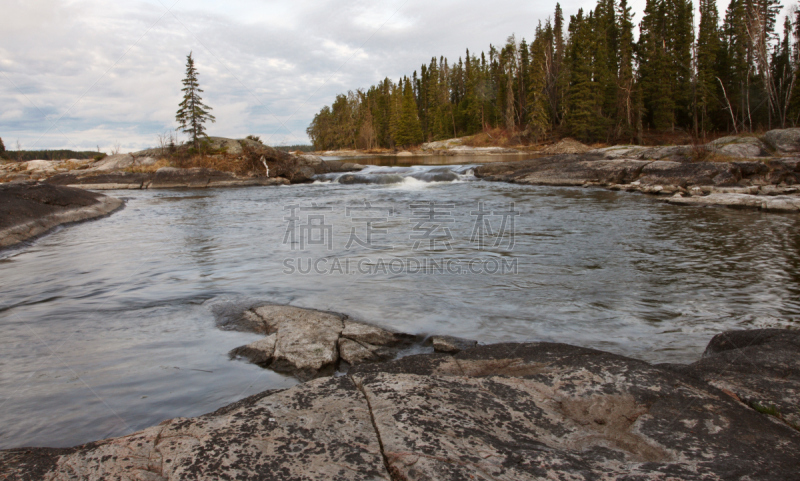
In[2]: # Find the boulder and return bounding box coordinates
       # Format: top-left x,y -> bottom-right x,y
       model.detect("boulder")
764,128 -> 800,153
248,305 -> 345,380
227,306 -> 419,378
431,335 -> 478,354
23,159 -> 61,172
708,136 -> 768,158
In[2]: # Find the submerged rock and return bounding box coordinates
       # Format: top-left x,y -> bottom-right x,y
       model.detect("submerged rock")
6,330 -> 799,480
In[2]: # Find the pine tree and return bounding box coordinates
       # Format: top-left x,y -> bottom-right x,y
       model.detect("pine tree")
176,52 -> 215,149
0,137 -> 5,157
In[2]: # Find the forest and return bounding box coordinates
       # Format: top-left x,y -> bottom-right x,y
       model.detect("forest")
307,0 -> 800,150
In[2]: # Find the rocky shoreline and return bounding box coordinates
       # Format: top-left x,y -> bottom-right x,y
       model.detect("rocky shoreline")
475,151 -> 800,213
0,183 -> 124,249
2,316 -> 798,480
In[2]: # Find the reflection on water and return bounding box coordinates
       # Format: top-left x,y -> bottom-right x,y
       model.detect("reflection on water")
1,164 -> 798,448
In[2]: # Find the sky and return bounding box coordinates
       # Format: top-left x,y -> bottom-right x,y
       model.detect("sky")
2,0 -> 681,153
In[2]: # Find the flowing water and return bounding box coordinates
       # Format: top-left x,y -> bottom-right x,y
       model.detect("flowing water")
1,162 -> 799,449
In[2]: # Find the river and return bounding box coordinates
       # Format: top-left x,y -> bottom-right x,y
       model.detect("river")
1,161 -> 798,448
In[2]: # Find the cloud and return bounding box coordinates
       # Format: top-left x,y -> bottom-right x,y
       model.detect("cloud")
0,0 -> 650,152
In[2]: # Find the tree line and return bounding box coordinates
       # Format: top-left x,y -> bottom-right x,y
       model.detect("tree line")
307,0 -> 800,150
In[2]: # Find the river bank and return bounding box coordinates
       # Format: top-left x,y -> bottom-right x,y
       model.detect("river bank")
0,183 -> 123,249
2,320 -> 798,480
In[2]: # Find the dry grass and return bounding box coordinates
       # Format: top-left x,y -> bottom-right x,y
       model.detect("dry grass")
462,128 -> 517,148
123,158 -> 171,173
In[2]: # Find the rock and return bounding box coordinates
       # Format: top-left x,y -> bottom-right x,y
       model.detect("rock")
448,145 -> 521,154
229,334 -> 277,366
421,138 -> 464,151
475,154 -> 650,186
591,145 -> 692,160
350,340 -> 800,480
541,138 -> 592,155
638,160 -> 742,187
397,151 -> 413,157
0,183 -> 124,248
5,332 -> 800,480
338,320 -> 416,366
338,338 -> 382,364
248,305 -> 344,380
341,320 -> 403,346
209,137 -> 244,154
91,154 -> 138,171
708,136 -> 768,158
682,329 -> 800,430
23,159 -> 61,172
1,377 -> 390,481
764,127 -> 800,153
593,145 -> 652,159
228,306 -> 419,377
431,335 -> 478,354
665,193 -> 800,212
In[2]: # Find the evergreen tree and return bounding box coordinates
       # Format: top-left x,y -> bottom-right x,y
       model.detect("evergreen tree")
0,137 -> 5,157
528,23 -> 552,141
697,0 -> 721,133
565,10 -> 604,140
616,0 -> 636,135
395,78 -> 424,147
176,52 -> 215,149
638,0 -> 676,130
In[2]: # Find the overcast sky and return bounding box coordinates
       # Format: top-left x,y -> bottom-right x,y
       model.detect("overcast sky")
3,0 -> 662,152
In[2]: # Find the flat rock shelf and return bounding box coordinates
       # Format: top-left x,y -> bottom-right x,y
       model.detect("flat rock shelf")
2,328 -> 798,480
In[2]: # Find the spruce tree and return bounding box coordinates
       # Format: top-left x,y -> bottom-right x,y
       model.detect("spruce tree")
565,10 -> 603,141
616,0 -> 636,135
0,137 -> 5,157
176,52 -> 216,150
697,0 -> 721,133
638,0 -> 675,130
395,78 -> 423,147
528,23 -> 552,141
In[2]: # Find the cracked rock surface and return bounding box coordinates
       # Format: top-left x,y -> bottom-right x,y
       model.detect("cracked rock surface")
3,329 -> 799,480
